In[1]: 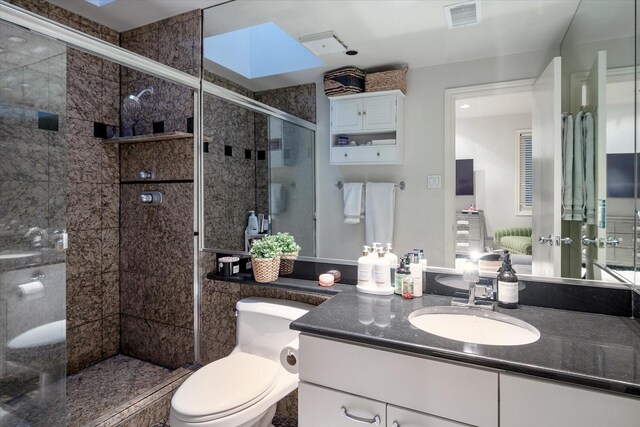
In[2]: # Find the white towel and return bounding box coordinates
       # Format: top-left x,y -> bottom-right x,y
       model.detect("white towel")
343,183 -> 364,224
365,183 -> 396,245
561,114 -> 574,220
583,111 -> 595,225
270,183 -> 284,215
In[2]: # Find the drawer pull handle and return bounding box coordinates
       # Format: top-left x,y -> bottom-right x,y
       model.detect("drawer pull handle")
457,220 -> 469,225
344,153 -> 348,157
392,422 -> 400,427
340,407 -> 380,425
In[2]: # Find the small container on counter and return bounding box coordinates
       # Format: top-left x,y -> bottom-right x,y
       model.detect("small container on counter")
218,256 -> 240,277
395,256 -> 413,299
319,273 -> 335,287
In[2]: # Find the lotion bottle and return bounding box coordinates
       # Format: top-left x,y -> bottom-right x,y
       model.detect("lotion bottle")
497,251 -> 519,309
374,249 -> 391,288
409,252 -> 423,297
357,246 -> 374,287
384,243 -> 398,284
246,211 -> 259,234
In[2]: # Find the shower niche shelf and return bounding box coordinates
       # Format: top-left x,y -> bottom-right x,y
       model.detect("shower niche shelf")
103,131 -> 194,144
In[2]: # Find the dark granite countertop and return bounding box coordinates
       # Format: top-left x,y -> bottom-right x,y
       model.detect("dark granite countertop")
290,289 -> 640,396
0,248 -> 65,274
206,272 -> 349,296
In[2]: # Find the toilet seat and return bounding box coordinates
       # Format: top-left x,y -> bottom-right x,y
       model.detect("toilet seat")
7,320 -> 66,350
171,352 -> 280,424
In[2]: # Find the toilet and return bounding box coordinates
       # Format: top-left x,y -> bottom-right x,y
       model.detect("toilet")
170,297 -> 313,427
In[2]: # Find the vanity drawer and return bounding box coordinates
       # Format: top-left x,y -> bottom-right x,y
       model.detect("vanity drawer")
299,382 -> 386,427
388,404 -> 469,427
299,335 -> 498,427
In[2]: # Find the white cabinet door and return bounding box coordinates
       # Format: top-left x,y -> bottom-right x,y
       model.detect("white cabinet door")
362,95 -> 396,130
500,373 -> 640,427
331,98 -> 362,132
299,382 -> 386,427
387,405 -> 470,427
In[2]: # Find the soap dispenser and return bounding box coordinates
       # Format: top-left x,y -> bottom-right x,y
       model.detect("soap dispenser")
384,243 -> 398,284
497,250 -> 519,309
246,211 -> 259,235
374,249 -> 391,288
358,246 -> 374,287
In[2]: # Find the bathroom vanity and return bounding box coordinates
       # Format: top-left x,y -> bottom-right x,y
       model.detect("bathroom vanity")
291,291 -> 640,427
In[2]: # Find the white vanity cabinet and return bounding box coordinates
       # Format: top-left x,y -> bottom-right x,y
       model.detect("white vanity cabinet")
500,373 -> 640,427
298,335 -> 498,427
329,90 -> 404,165
298,334 -> 640,427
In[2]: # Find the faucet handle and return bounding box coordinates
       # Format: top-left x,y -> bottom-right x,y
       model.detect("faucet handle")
474,281 -> 495,300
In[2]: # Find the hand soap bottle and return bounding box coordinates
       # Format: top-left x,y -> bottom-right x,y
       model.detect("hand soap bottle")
497,251 -> 519,309
357,246 -> 374,287
374,249 -> 391,289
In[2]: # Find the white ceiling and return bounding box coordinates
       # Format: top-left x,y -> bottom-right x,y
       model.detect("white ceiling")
44,0 -> 581,91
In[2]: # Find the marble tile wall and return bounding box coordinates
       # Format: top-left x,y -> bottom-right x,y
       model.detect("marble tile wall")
119,138 -> 194,369
6,0 -> 122,374
200,253 -> 328,420
120,10 -> 200,137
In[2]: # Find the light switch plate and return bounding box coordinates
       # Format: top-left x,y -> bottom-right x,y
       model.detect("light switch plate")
427,174 -> 442,189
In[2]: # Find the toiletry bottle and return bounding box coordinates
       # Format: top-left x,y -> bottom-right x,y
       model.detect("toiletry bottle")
246,211 -> 259,235
397,258 -> 413,299
394,256 -> 406,295
384,243 -> 398,284
358,246 -> 374,287
410,252 -> 423,297
497,251 -> 519,309
370,242 -> 381,259
374,249 -> 391,288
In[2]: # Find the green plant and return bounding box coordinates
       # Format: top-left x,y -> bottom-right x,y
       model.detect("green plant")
273,232 -> 301,254
250,235 -> 282,259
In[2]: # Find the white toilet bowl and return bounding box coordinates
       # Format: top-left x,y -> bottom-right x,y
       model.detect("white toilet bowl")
169,297 -> 312,427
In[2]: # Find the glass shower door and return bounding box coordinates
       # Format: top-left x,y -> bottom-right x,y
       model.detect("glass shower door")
0,22 -> 67,426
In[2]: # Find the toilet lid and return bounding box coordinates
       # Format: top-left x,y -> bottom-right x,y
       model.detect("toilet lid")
7,320 -> 66,350
171,352 -> 280,423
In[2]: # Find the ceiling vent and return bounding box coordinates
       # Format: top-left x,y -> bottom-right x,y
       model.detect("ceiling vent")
444,1 -> 481,29
299,31 -> 347,56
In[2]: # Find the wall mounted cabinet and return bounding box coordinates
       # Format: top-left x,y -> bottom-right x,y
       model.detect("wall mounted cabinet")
329,90 -> 404,165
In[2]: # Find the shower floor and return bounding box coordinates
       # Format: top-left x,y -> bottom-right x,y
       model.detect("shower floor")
66,354 -> 172,427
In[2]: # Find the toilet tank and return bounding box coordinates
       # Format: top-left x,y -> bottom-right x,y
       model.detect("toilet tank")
235,297 -> 314,360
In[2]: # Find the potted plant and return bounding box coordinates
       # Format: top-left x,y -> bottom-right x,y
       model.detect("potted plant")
273,232 -> 301,276
250,235 -> 282,283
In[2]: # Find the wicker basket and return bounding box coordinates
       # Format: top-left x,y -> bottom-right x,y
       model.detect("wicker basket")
279,251 -> 299,276
252,257 -> 281,283
365,65 -> 408,94
324,67 -> 366,96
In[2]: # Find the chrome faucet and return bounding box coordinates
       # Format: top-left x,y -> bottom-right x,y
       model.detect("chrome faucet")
25,227 -> 48,248
451,254 -> 494,310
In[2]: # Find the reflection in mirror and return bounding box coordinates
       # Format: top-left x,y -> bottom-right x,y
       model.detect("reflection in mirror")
202,89 -> 316,256
202,0 -> 636,287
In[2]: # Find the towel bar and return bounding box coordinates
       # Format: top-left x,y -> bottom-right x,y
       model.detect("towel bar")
336,181 -> 405,190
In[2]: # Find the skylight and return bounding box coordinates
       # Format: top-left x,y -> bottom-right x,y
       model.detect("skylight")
85,0 -> 116,6
203,22 -> 325,79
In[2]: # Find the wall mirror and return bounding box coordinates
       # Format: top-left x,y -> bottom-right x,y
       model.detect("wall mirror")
201,0 -> 637,288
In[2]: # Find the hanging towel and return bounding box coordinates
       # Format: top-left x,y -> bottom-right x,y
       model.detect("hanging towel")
572,111 -> 585,221
561,114 -> 574,220
583,111 -> 596,225
365,183 -> 396,245
270,183 -> 284,215
343,182 -> 364,224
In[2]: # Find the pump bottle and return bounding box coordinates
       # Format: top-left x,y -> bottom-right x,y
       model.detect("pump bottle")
357,246 -> 374,286
497,251 -> 519,309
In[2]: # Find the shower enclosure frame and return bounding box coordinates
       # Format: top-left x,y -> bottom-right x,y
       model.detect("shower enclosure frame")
0,0 -> 317,365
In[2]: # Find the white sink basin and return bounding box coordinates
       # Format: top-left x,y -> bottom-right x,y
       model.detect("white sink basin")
0,251 -> 38,260
408,306 -> 540,346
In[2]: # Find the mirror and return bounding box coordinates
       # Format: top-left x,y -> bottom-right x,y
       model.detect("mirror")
201,0 -> 637,285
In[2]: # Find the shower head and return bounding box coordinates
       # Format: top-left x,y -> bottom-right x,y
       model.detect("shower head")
122,87 -> 154,112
